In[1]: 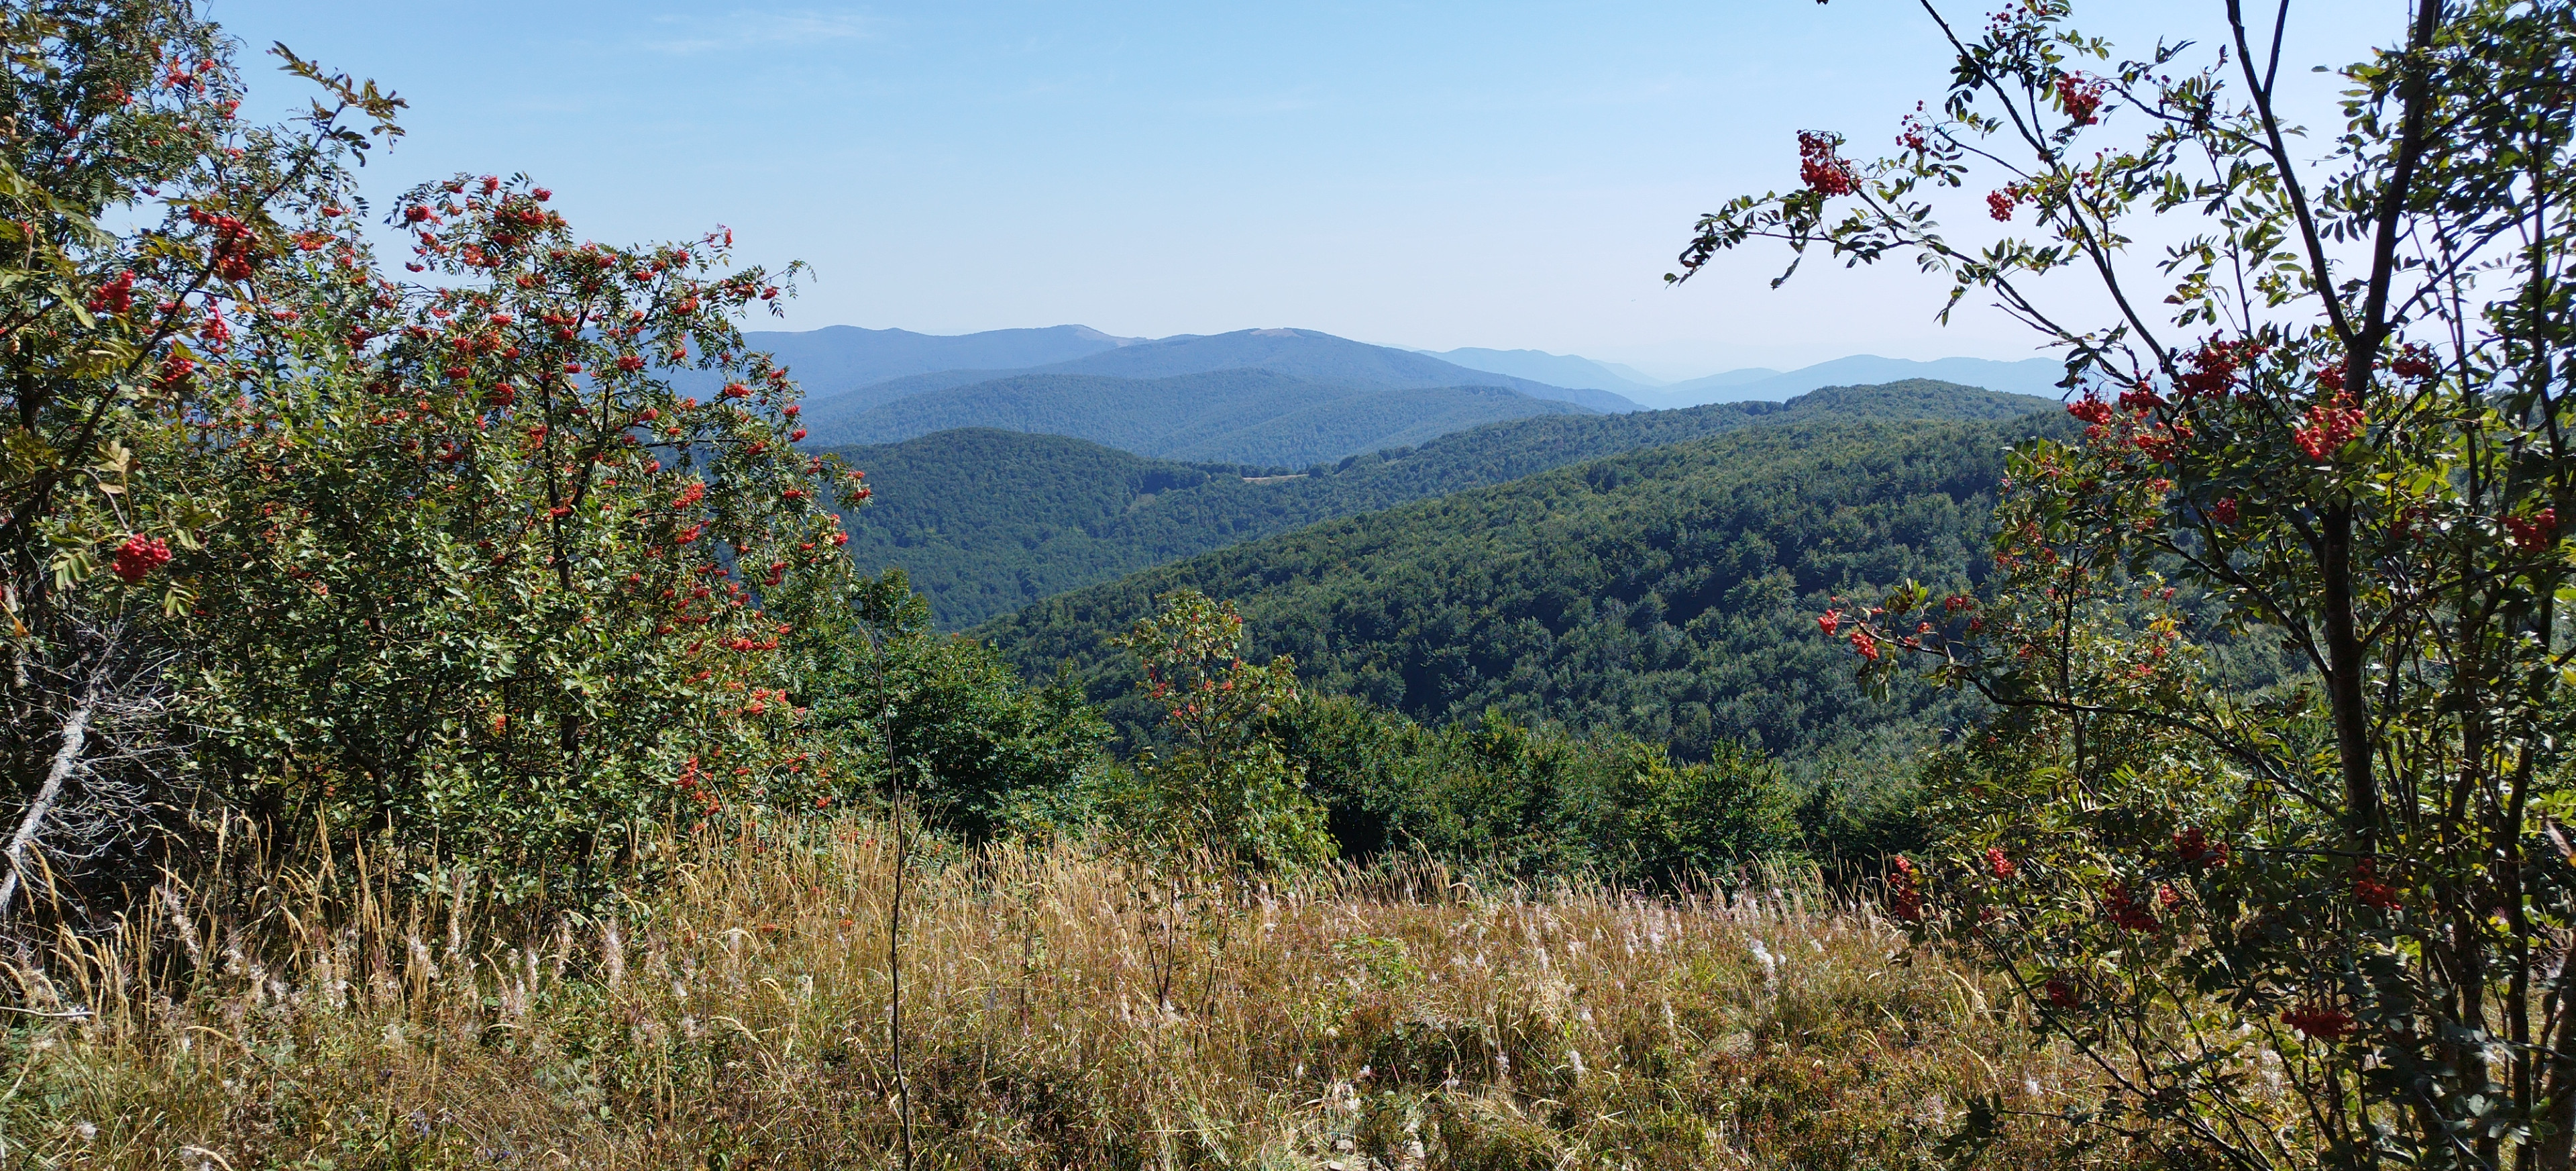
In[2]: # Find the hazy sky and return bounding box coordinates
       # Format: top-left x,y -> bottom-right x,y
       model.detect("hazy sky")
202,2 -> 2401,379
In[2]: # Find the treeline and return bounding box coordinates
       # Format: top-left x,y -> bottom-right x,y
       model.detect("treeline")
823,572 -> 1913,880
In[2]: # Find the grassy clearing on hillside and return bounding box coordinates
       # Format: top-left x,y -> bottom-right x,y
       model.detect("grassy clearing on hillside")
3,825 -> 2157,1169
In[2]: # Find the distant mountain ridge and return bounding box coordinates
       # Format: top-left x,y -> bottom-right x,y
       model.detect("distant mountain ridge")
737,324 -> 1137,396
1652,356 -> 2068,405
809,368 -> 1591,468
1415,347 -> 1667,397
732,324 -> 2069,461
753,326 -> 1642,420
1404,348 -> 2070,410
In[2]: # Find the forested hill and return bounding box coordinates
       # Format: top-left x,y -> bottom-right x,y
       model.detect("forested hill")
833,379 -> 2051,629
808,368 -> 1589,464
971,412 -> 2075,768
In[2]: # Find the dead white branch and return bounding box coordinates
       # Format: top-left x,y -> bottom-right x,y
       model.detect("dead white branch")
0,686 -> 95,915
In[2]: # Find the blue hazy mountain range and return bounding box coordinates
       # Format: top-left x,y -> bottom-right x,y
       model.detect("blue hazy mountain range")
724,323 -> 2068,462
1407,346 -> 1672,398
1653,356 -> 2068,405
779,328 -> 1645,464
812,368 -> 1591,468
739,323 -> 1138,389
1419,346 -> 2070,408
789,328 -> 1642,416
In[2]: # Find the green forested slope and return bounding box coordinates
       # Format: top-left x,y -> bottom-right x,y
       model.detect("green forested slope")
834,380 -> 2050,628
972,413 -> 2072,768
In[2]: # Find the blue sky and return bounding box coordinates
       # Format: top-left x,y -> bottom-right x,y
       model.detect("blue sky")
203,2 -> 2400,379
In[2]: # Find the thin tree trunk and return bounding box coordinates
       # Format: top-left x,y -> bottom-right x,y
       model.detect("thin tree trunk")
2322,507 -> 2377,850
0,688 -> 94,915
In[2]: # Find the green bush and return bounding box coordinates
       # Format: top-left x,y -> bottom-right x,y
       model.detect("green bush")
1274,694 -> 1801,884
796,570 -> 1108,842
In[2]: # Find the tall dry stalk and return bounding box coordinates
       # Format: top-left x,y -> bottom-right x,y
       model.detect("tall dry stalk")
0,823 -> 2190,1168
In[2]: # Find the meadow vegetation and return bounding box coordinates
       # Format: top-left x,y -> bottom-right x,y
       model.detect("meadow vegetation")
1,822 -> 2156,1170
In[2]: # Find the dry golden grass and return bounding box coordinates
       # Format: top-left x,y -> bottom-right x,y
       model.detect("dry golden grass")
0,821 -> 2152,1169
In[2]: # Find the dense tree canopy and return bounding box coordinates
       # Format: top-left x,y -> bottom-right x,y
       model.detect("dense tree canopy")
978,416 -> 2065,771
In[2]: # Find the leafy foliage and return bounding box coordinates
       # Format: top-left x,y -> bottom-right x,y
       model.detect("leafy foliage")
792,570 -> 1107,843
0,2 -> 409,903
1276,694 -> 1801,884
1108,589 -> 1330,869
174,173 -> 849,896
0,3 -> 861,907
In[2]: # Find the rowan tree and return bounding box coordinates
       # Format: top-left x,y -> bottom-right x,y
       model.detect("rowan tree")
1114,588 -> 1330,870
1679,0 -> 2576,1164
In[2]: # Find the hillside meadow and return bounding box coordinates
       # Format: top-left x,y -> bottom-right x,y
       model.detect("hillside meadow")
5,820 -> 2168,1170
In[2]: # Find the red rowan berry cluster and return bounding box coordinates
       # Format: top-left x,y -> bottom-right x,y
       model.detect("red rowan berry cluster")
2101,881 -> 2161,931
2351,860 -> 2404,911
2504,507 -> 2557,552
2293,394 -> 2364,462
2390,343 -> 2439,381
2172,825 -> 2232,867
1886,854 -> 1923,921
1798,131 -> 1855,197
186,207 -> 263,281
2281,1004 -> 2357,1041
111,533 -> 171,584
2056,72 -> 2106,125
2174,336 -> 2267,399
86,270 -> 135,315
